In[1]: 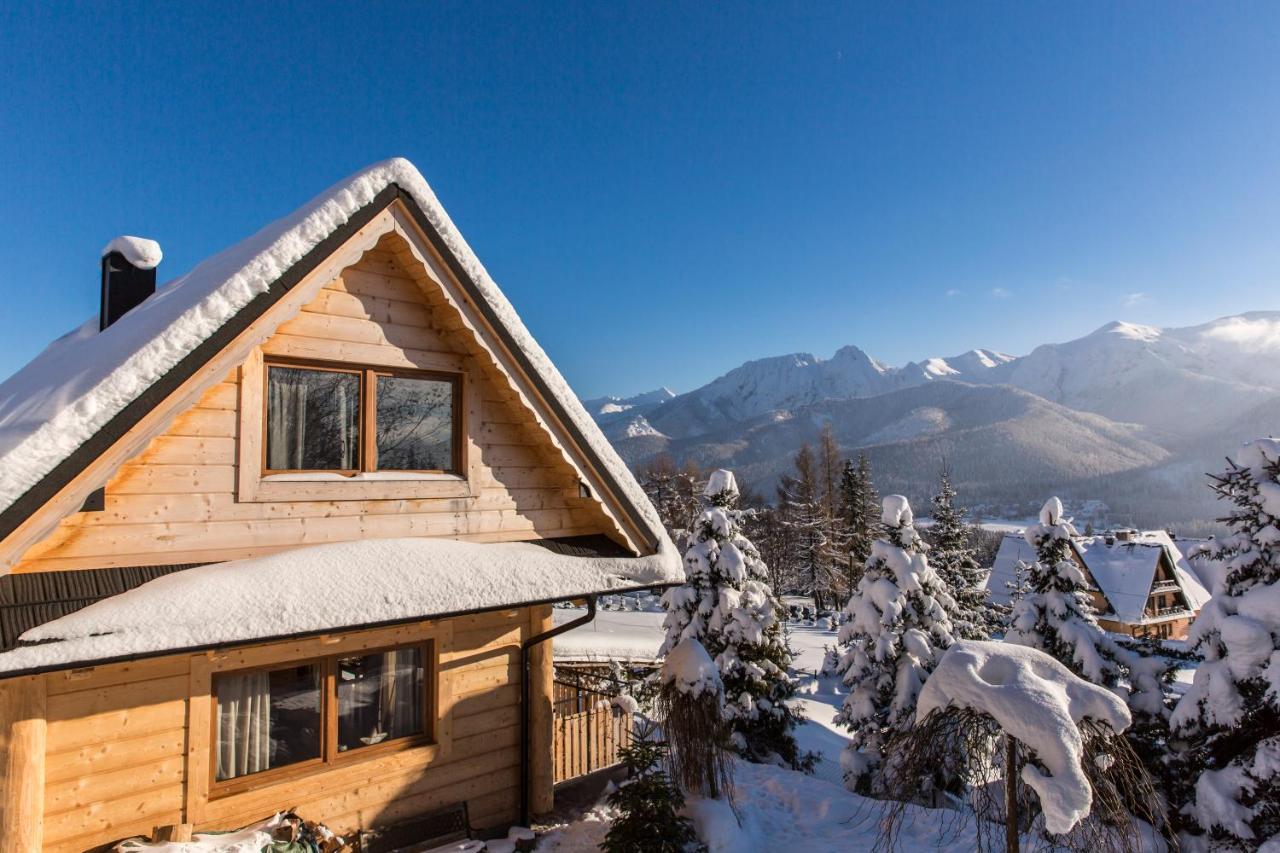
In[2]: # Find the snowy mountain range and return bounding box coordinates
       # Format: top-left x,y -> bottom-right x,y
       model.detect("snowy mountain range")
586,311 -> 1280,527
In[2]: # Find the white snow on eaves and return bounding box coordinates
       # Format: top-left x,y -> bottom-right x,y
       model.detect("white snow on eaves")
0,158 -> 676,567
101,236 -> 163,269
0,537 -> 685,674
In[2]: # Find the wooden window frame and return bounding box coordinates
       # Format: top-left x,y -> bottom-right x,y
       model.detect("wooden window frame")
208,639 -> 438,798
261,356 -> 463,478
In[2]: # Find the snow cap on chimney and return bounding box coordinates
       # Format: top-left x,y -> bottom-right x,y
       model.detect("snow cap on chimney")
101,236 -> 163,270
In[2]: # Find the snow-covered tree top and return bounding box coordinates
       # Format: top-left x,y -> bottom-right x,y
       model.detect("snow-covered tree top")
100,235 -> 163,269
703,468 -> 739,499
662,637 -> 724,699
881,494 -> 913,529
917,641 -> 1131,836
1039,496 -> 1065,526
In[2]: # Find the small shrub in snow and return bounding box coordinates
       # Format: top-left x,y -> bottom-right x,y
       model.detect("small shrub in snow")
660,470 -> 813,771
832,495 -> 959,795
1171,440 -> 1280,851
602,723 -> 704,853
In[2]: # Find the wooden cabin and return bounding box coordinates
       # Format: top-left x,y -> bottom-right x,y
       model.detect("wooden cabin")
985,528 -> 1211,640
0,159 -> 681,852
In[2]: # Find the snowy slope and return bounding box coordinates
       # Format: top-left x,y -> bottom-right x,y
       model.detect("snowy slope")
984,313 -> 1280,436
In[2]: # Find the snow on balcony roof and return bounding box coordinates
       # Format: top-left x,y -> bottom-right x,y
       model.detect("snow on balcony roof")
0,537 -> 685,675
984,530 -> 1211,625
0,158 -> 674,564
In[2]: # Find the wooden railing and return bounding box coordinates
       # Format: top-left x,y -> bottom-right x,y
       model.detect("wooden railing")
552,670 -> 634,783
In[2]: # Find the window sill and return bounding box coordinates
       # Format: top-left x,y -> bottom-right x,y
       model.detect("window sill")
261,471 -> 466,483
243,474 -> 474,502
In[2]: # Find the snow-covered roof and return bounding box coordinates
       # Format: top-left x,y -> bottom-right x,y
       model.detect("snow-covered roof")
984,530 -> 1211,624
0,159 -> 673,563
983,533 -> 1037,607
0,537 -> 684,675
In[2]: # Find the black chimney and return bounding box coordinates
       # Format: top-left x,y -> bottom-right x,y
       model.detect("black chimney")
100,237 -> 161,330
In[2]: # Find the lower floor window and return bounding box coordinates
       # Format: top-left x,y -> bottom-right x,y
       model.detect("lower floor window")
337,647 -> 424,751
213,642 -> 431,785
215,665 -> 321,781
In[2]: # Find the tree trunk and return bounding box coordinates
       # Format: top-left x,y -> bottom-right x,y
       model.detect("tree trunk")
1005,736 -> 1019,853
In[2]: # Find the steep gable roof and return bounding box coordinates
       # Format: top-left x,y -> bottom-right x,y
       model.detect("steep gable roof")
984,529 -> 1210,624
0,159 -> 674,569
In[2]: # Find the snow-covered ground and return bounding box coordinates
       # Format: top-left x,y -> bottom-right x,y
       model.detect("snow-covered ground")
535,756 -> 986,852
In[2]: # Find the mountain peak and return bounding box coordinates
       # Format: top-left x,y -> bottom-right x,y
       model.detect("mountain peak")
1093,320 -> 1162,342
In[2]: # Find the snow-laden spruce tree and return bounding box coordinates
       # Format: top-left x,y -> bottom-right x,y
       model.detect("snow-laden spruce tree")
660,469 -> 812,770
1005,497 -> 1127,686
928,467 -> 992,640
833,495 -> 958,794
1170,439 -> 1280,851
1007,497 -> 1175,824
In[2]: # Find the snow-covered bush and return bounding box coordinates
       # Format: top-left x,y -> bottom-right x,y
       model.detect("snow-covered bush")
833,495 -> 958,794
657,638 -> 734,802
1171,440 -> 1280,851
877,641 -> 1167,852
660,469 -> 812,771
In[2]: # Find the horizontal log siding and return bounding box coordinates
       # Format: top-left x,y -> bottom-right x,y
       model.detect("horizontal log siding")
14,236 -> 619,573
39,608 -> 534,852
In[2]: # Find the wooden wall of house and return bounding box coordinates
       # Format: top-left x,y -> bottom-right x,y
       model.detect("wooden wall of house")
13,232 -> 621,573
28,606 -> 547,852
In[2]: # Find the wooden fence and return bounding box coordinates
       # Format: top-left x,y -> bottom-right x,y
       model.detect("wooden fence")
552,672 -> 634,783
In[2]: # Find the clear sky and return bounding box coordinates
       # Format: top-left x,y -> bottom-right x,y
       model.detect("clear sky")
1,3 -> 1278,399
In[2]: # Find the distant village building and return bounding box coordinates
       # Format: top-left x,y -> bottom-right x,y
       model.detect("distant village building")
985,528 -> 1211,640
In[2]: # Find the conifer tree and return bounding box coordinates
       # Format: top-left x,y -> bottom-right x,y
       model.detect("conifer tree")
1005,497 -> 1127,685
1171,440 -> 1280,850
660,470 -> 813,771
841,453 -> 882,587
833,495 -> 958,794
603,731 -> 703,853
780,444 -> 836,610
928,466 -> 992,640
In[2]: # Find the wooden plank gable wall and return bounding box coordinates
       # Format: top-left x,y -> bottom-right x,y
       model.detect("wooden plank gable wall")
12,230 -> 623,573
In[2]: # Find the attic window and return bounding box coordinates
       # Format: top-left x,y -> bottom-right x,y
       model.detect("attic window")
264,359 -> 460,476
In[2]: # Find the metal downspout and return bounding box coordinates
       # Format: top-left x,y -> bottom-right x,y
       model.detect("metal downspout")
520,594 -> 598,827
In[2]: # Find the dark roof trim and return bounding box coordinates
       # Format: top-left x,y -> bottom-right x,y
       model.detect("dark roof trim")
0,186 -> 656,552
0,578 -> 679,681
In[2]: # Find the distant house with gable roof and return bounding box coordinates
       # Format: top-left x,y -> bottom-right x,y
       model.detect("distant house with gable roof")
984,528 -> 1211,640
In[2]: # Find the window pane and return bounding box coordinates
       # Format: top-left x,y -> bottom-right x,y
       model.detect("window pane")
337,647 -> 425,752
266,366 -> 360,471
375,376 -> 454,471
215,665 -> 321,781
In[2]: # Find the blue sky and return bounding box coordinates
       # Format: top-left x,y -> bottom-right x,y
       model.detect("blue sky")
1,3 -> 1278,399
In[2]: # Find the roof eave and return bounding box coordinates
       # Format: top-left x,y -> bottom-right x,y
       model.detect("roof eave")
0,577 -> 680,681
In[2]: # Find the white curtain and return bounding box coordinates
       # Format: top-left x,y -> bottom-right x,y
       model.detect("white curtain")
216,672 -> 271,780
266,371 -> 356,470
379,648 -> 422,736
267,374 -> 309,470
